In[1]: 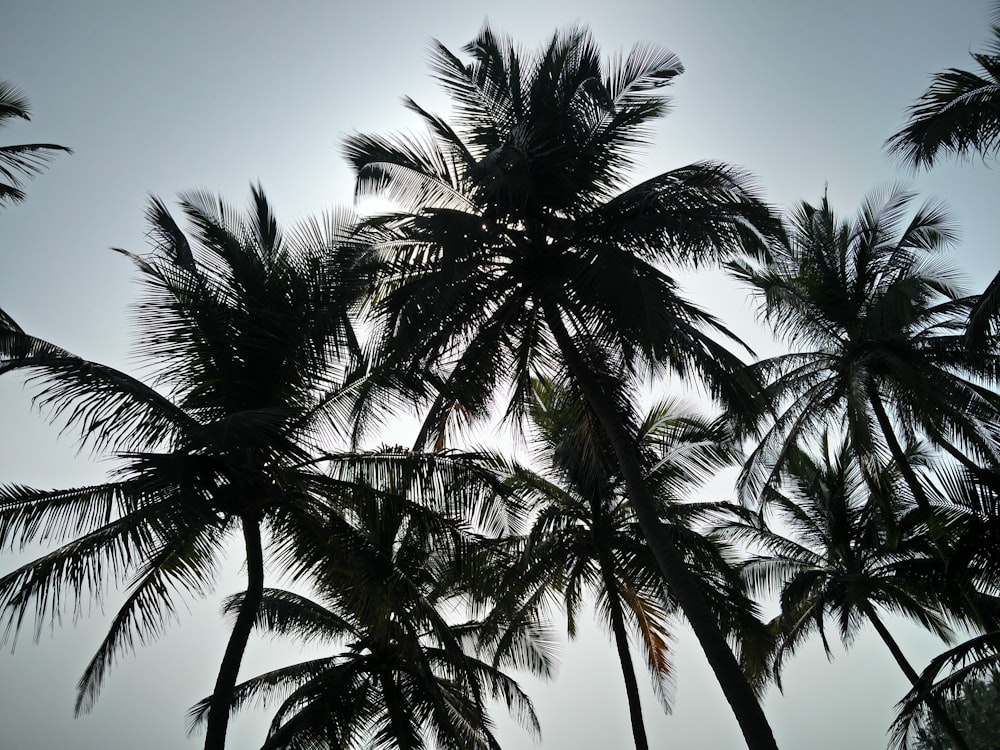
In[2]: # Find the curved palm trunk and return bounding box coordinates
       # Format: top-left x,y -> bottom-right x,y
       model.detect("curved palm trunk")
596,545 -> 651,750
862,604 -> 971,750
204,519 -> 265,750
546,311 -> 780,750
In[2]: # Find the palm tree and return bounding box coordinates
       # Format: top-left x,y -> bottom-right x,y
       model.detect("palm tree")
879,8 -> 1000,735
344,26 -> 782,749
499,377 -> 763,750
0,187 -> 376,750
189,474 -> 544,750
0,80 -> 71,205
731,186 -> 1000,514
890,631 -> 1000,749
909,671 -> 1000,750
886,459 -> 1000,748
720,435 -> 973,749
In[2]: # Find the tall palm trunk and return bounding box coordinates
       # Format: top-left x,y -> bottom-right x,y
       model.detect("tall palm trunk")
545,310 -> 780,750
204,518 -> 265,750
596,543 -> 651,750
862,604 -> 971,750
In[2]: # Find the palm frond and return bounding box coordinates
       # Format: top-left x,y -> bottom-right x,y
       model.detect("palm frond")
0,80 -> 71,205
75,520 -> 230,714
886,20 -> 1000,168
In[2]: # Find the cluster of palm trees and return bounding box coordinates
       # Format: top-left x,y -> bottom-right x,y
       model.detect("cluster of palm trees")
1,14 -> 999,750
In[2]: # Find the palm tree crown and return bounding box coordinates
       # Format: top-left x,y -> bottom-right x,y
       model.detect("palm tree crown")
499,377 -> 761,750
886,3 -> 1000,349
732,186 -> 999,505
189,478 -> 541,750
730,438 -> 952,673
0,186 -> 374,749
345,25 -> 783,749
722,436 -> 973,749
345,25 -> 778,443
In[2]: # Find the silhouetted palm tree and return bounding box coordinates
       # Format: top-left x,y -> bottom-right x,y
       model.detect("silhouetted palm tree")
190,475 -> 543,750
721,435 -> 972,750
0,187 -> 377,750
884,21 -> 1000,715
344,26 -> 782,749
499,377 -> 761,750
887,459 -> 1000,749
731,186 -> 999,511
0,80 -> 70,205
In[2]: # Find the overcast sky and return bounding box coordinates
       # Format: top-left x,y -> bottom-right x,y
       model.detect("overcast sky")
2,1 -> 998,749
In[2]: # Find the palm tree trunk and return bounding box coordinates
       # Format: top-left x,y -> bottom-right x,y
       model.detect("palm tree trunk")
596,545 -> 651,750
379,667 -> 417,750
867,386 -> 932,511
545,310 -> 780,750
204,518 -> 265,750
862,604 -> 971,750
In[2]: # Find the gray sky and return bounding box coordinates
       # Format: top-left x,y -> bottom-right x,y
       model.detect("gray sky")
1,1 -> 998,748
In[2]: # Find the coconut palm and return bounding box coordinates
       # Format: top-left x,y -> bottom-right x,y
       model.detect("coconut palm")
344,25 -> 782,749
908,671 -> 1000,750
721,435 -> 973,749
189,474 -> 544,750
890,631 -> 1000,749
0,186 -> 379,750
0,80 -> 70,205
886,460 -> 1000,748
852,10 -> 1000,741
497,377 -> 764,750
731,186 -> 1000,512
